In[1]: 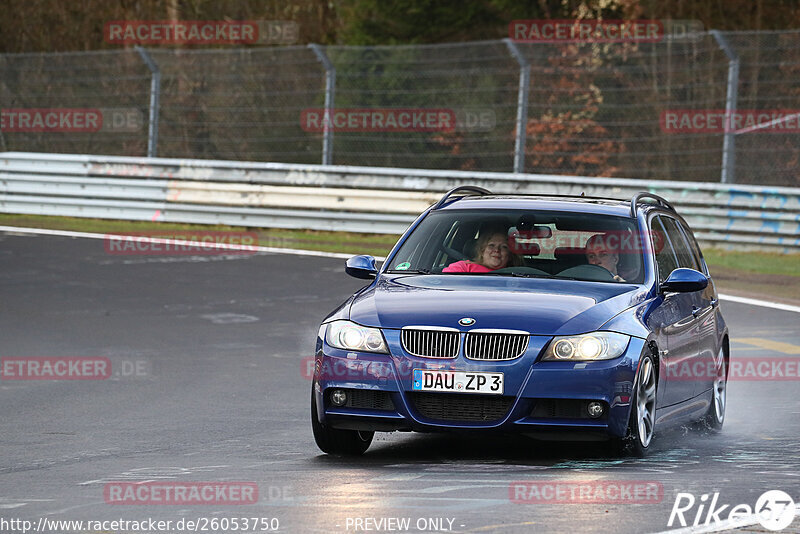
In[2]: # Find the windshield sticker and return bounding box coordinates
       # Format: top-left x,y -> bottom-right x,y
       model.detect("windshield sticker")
395,262 -> 411,270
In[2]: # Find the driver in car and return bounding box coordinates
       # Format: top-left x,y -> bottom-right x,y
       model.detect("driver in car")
585,233 -> 627,282
443,228 -> 521,273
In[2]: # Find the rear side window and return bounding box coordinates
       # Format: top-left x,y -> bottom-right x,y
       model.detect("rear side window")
651,217 -> 679,285
660,216 -> 699,271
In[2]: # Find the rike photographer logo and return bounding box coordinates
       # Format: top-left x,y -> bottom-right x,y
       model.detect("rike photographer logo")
669,490 -> 796,531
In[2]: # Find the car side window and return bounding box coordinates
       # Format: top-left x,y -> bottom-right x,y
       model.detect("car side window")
677,220 -> 708,275
651,216 -> 679,285
660,216 -> 699,271
435,221 -> 461,268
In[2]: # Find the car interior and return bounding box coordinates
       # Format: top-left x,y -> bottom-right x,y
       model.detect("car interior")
395,210 -> 644,283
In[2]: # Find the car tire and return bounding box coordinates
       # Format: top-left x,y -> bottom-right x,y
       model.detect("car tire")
311,385 -> 374,455
702,349 -> 726,431
612,354 -> 657,457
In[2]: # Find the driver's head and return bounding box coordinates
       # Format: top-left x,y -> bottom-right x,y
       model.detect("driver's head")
474,228 -> 511,270
586,233 -> 619,274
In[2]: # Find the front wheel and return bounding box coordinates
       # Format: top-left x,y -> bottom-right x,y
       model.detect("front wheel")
702,349 -> 726,431
612,354 -> 657,457
311,385 -> 373,455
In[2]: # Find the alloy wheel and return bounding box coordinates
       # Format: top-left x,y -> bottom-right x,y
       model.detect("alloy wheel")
636,357 -> 657,447
712,349 -> 727,424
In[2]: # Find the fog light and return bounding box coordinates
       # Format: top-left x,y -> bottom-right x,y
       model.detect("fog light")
587,401 -> 604,418
330,389 -> 347,407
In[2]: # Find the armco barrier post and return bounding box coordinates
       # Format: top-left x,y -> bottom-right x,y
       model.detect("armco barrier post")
135,46 -> 161,158
710,31 -> 739,184
504,38 -> 530,174
309,44 -> 336,166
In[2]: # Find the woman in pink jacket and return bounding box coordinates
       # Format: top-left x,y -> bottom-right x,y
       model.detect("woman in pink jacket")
443,229 -> 520,273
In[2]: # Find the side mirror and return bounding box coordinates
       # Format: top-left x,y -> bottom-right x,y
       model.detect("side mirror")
345,255 -> 378,279
659,268 -> 708,293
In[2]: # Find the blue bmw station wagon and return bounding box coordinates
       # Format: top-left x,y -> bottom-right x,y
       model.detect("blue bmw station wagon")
311,187 -> 729,456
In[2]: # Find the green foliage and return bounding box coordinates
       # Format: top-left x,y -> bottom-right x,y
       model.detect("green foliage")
1,0 -> 798,52
336,0 -> 505,44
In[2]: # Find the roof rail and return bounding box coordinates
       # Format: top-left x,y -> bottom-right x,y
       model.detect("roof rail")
433,186 -> 492,209
630,192 -> 674,217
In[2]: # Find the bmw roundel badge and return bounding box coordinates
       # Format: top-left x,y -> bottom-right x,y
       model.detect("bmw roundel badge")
458,317 -> 476,326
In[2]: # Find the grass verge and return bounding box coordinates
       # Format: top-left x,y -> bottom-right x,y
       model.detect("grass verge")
703,248 -> 800,278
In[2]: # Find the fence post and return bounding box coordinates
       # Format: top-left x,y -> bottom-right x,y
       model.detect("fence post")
309,44 -> 336,166
711,31 -> 739,184
135,46 -> 161,158
504,38 -> 530,174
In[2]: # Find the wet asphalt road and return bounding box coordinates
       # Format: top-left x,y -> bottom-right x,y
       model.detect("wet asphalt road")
0,232 -> 799,534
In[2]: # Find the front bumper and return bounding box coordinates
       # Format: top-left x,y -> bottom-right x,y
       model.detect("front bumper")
312,332 -> 646,440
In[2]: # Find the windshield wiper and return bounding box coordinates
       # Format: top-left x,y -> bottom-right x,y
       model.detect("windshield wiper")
511,272 -> 552,279
484,271 -> 552,279
385,268 -> 431,274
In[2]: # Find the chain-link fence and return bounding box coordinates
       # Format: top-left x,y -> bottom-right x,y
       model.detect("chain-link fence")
1,30 -> 798,186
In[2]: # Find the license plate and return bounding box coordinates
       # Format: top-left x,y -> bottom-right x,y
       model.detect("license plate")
412,369 -> 504,395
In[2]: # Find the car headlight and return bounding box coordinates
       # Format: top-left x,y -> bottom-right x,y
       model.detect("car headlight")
542,332 -> 630,361
325,320 -> 388,353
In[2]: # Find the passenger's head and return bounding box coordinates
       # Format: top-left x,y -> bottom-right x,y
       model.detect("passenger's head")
586,233 -> 619,274
474,227 -> 515,270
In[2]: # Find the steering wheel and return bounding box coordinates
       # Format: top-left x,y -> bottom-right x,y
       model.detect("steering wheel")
557,264 -> 616,281
442,245 -> 468,262
491,266 -> 550,276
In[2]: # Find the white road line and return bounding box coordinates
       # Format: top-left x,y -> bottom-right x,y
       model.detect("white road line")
719,293 -> 800,314
0,225 -> 384,260
650,503 -> 800,534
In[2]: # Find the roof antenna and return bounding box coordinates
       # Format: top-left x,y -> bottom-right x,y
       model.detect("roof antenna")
580,191 -> 585,197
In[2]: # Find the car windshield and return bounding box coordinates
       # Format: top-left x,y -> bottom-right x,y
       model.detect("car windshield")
385,208 -> 645,284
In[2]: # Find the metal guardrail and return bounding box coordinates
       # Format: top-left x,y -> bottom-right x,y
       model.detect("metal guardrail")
1,152 -> 798,252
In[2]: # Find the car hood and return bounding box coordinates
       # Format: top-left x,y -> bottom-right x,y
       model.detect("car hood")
349,274 -> 648,336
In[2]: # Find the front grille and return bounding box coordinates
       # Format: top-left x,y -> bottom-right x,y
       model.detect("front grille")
465,330 -> 529,360
401,327 -> 459,358
409,392 -> 514,422
336,389 -> 395,411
